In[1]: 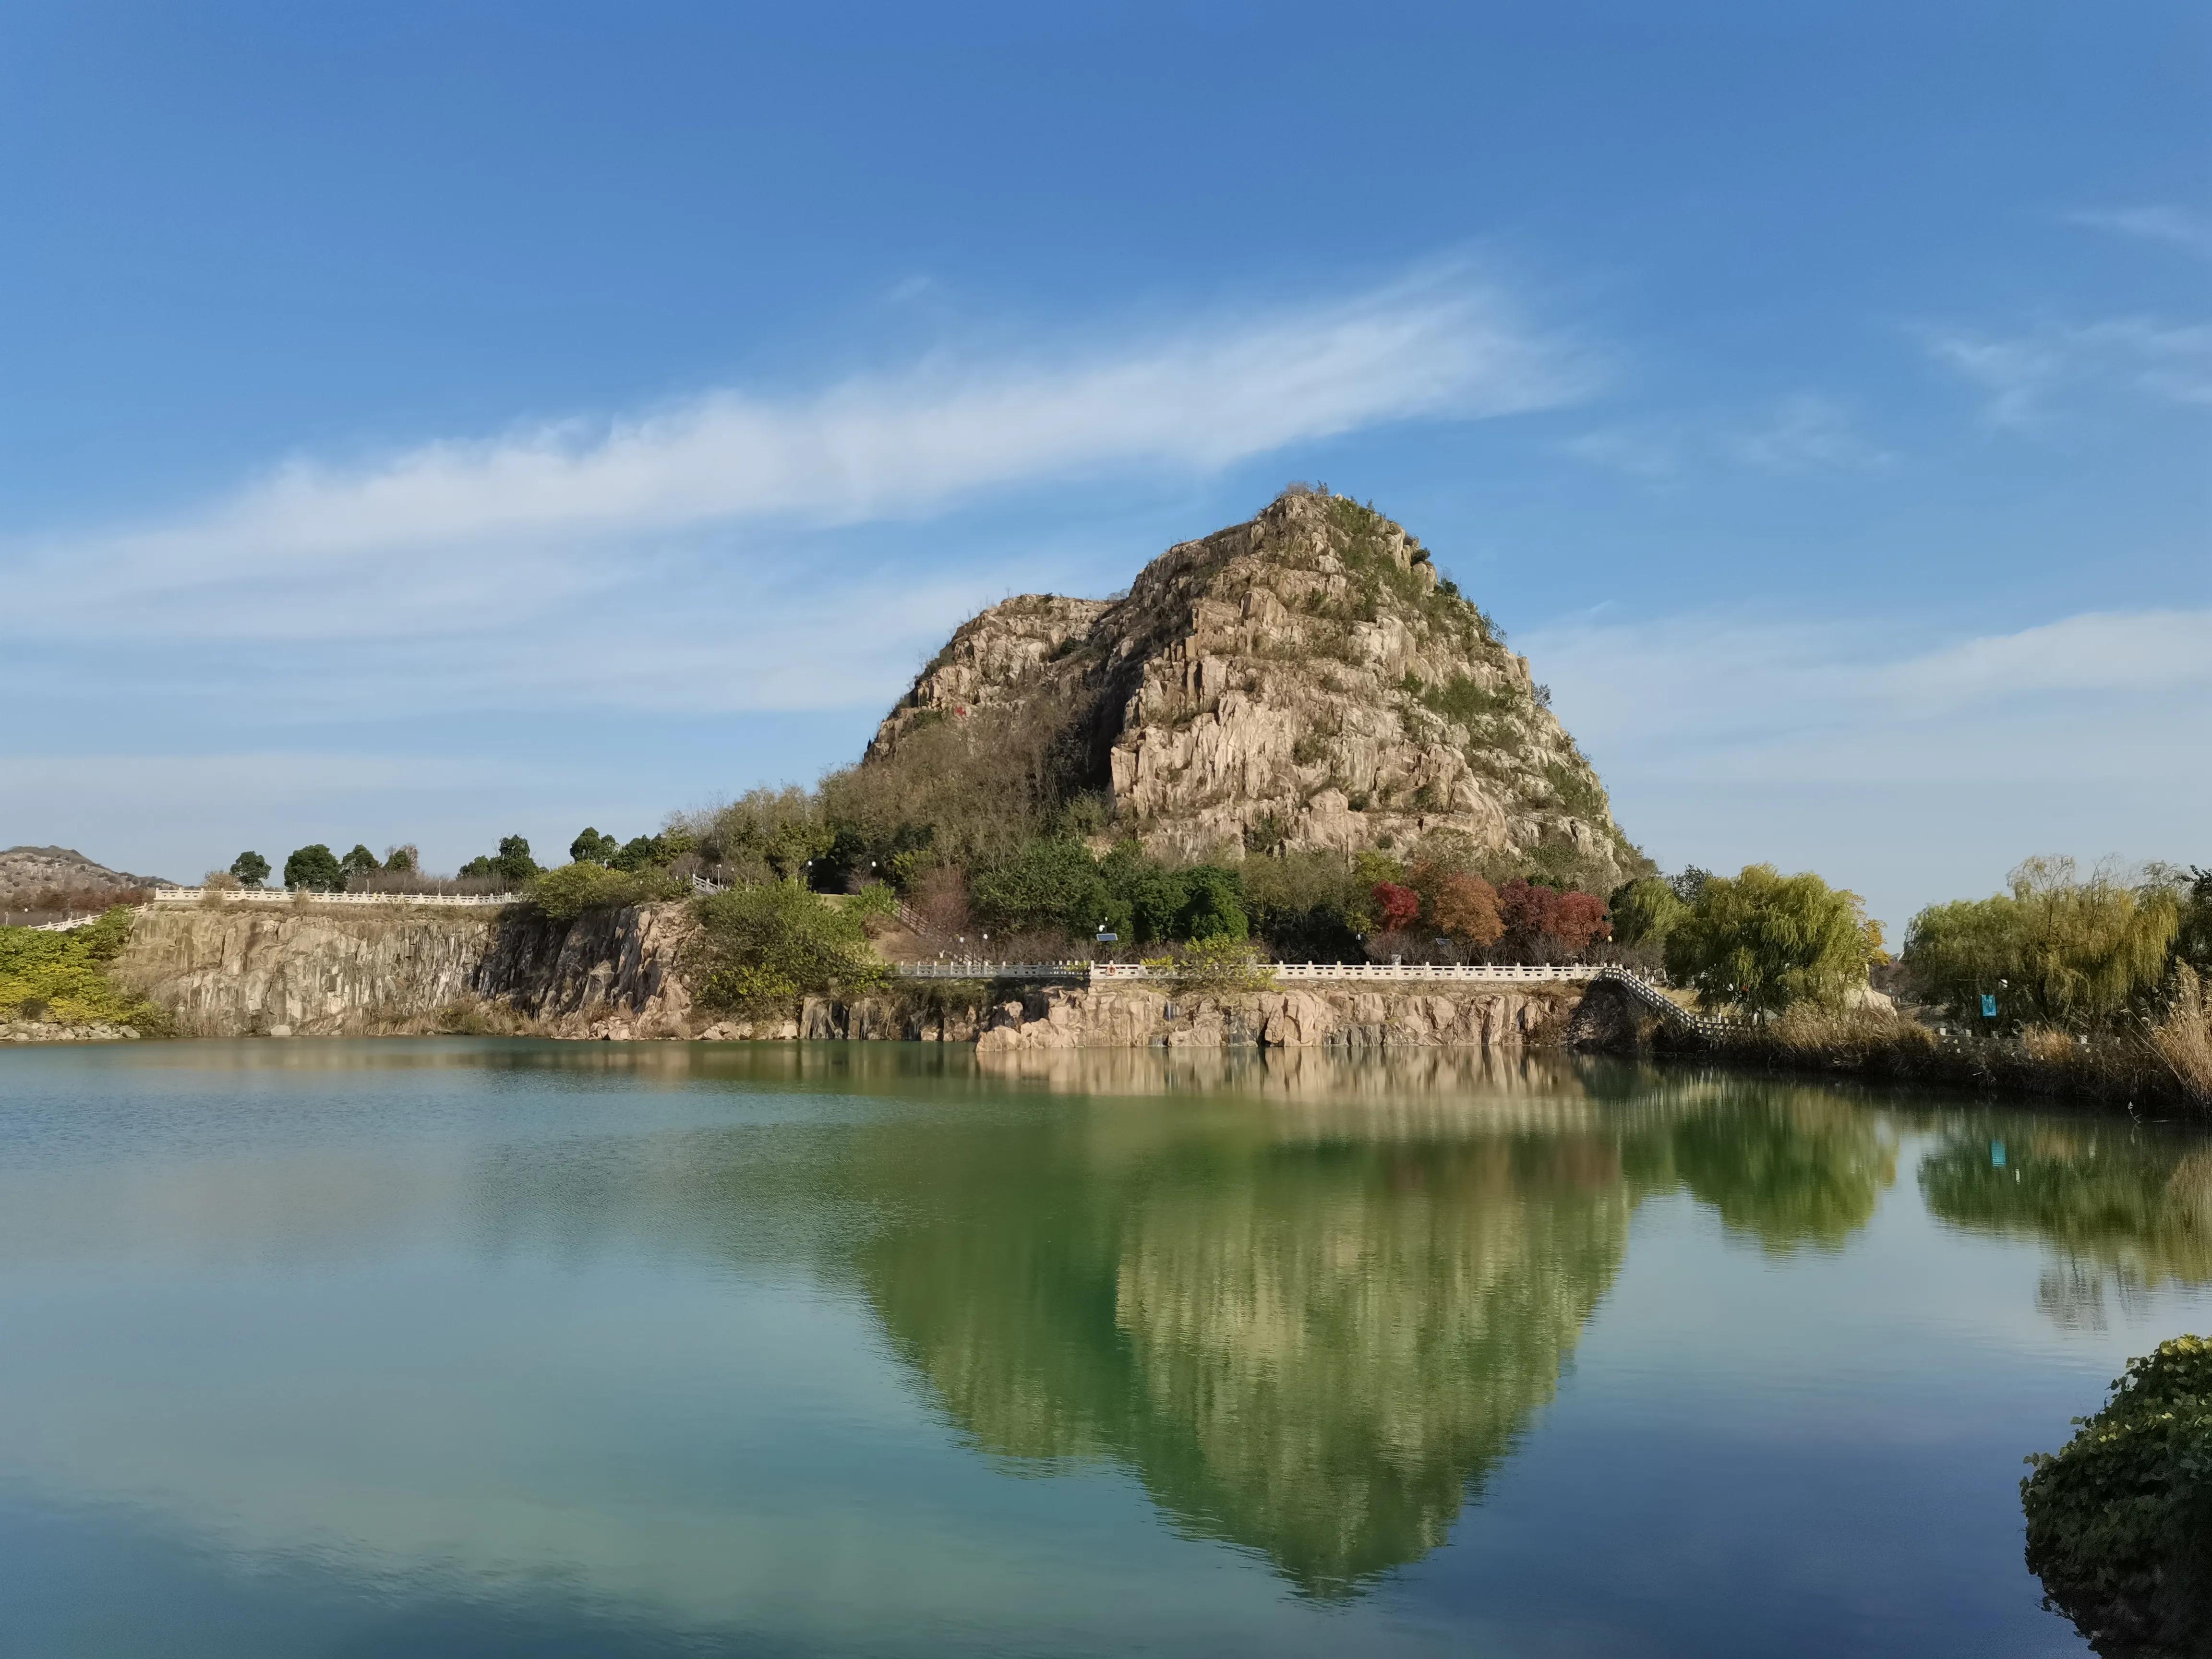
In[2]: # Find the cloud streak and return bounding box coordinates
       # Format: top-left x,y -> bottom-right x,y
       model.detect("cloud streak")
9,264 -> 1593,630
1920,315 -> 2212,428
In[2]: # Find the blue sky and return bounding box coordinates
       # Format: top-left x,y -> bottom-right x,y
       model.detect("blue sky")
2,0 -> 2205,930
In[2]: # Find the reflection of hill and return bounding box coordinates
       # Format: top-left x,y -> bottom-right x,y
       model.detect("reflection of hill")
422,1045 -> 1907,1596
1919,1125 -> 2212,1324
851,1093 -> 1633,1599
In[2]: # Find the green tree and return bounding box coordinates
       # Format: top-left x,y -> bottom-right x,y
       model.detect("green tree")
610,834 -> 670,874
491,835 -> 539,885
972,839 -> 1118,940
569,827 -> 619,866
384,844 -> 417,874
1663,864 -> 1873,1015
1178,866 -> 1248,941
1608,876 -> 1685,949
339,844 -> 381,885
283,843 -> 345,892
1904,856 -> 2179,1029
228,851 -> 270,889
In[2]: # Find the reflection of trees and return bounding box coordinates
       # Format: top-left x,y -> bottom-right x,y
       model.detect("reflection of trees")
1920,1126 -> 2212,1326
1658,1089 -> 1897,1253
854,1115 -> 1630,1599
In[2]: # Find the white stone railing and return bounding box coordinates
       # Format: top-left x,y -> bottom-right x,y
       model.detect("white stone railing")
149,888 -> 519,908
894,960 -> 1614,987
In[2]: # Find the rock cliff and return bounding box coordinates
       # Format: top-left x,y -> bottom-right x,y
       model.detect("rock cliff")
868,490 -> 1641,885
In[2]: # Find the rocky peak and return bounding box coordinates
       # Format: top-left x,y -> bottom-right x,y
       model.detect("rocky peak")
868,491 -> 1644,889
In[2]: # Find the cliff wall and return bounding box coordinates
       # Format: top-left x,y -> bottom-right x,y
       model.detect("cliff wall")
115,905 -> 504,1036
113,902 -> 698,1037
110,905 -> 1606,1050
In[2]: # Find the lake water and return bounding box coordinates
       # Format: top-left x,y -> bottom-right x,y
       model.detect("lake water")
0,1040 -> 2206,1656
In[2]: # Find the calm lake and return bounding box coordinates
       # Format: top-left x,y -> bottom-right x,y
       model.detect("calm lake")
0,1040 -> 2206,1656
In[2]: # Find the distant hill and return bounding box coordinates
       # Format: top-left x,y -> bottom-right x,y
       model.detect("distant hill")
0,845 -> 174,907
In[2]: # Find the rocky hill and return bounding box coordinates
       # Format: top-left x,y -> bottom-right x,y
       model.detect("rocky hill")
867,490 -> 1643,889
0,845 -> 172,905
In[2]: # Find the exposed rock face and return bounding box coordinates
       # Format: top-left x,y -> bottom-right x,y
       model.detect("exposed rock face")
114,905 -> 504,1035
972,983 -> 1577,1052
476,903 -> 697,1036
868,491 -> 1640,883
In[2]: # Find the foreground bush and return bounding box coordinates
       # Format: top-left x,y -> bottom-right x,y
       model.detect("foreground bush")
0,909 -> 170,1033
688,882 -> 885,1018
2023,1336 -> 2212,1656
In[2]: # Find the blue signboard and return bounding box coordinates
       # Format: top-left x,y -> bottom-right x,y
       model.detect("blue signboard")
1096,932 -> 1118,943
1980,994 -> 1998,1019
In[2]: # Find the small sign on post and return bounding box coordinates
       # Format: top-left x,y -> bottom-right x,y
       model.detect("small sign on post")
1980,993 -> 1998,1019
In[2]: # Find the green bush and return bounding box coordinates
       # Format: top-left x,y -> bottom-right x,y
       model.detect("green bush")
228,850 -> 270,888
2023,1336 -> 2212,1656
689,882 -> 886,1017
527,861 -> 686,920
1664,865 -> 1875,1015
0,909 -> 169,1032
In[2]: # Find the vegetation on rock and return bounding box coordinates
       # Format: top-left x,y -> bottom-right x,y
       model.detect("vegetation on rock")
0,908 -> 170,1032
688,881 -> 886,1018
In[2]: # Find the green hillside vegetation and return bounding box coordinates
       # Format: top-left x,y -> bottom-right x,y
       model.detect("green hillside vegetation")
0,909 -> 171,1032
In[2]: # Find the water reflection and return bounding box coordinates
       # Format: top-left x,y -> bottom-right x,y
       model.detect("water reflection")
841,1055 -> 1899,1596
1918,1120 -> 2212,1327
7,1039 -> 2207,1645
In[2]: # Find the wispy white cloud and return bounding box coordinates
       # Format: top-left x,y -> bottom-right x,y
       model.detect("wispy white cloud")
1561,394 -> 1887,480
1920,315 -> 2212,428
0,262 -> 1599,737
2066,204 -> 2212,262
1722,394 -> 1893,472
7,264 -> 1591,625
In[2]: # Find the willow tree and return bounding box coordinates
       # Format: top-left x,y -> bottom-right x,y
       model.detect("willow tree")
1663,864 -> 1874,1016
1904,857 -> 2179,1029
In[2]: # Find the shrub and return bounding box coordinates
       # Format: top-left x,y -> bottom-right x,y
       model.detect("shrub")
0,908 -> 169,1032
1243,849 -> 1364,961
283,844 -> 345,892
1180,866 -> 1249,942
1420,673 -> 1516,726
527,861 -> 685,921
1665,865 -> 1873,1015
689,882 -> 886,1017
1153,937 -> 1276,993
228,850 -> 270,888
2022,1336 -> 2212,1655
